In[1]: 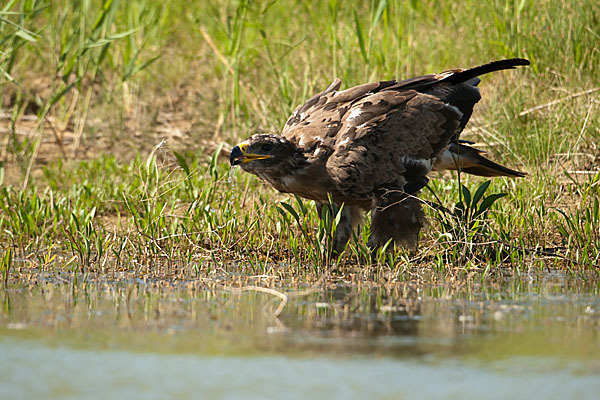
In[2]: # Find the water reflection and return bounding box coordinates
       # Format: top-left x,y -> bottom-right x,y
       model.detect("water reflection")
1,271 -> 599,360
1,271 -> 600,399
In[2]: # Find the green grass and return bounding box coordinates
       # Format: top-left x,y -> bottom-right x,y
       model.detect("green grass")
1,0 -> 599,280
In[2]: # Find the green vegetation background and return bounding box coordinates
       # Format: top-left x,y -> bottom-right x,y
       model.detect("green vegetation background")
0,0 -> 599,277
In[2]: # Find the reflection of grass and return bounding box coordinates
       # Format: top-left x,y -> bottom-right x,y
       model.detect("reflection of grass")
0,1 -> 599,277
4,275 -> 600,361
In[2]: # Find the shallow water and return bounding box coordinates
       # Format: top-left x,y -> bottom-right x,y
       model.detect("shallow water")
1,271 -> 599,399
2,340 -> 599,400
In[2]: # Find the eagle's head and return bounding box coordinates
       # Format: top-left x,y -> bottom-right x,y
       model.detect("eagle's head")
229,134 -> 305,177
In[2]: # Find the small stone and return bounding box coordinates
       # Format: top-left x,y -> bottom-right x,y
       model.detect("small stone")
584,306 -> 595,315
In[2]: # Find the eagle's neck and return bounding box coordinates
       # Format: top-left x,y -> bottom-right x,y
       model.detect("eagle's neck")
256,152 -> 309,192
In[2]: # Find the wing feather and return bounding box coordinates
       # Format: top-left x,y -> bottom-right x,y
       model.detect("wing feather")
280,58 -> 527,200
326,91 -> 462,199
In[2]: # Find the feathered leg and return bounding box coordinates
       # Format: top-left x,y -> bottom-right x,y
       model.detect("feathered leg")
367,194 -> 424,252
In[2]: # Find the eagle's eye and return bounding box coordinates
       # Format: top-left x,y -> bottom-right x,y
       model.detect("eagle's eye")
261,143 -> 274,152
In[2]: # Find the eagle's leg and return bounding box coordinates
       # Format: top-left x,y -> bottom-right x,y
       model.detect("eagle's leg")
316,202 -> 363,254
367,193 -> 424,252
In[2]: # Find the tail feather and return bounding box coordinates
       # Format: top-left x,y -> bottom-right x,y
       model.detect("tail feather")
443,58 -> 530,84
433,142 -> 526,178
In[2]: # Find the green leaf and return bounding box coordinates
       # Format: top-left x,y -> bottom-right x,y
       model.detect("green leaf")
328,0 -> 339,24
15,29 -> 37,42
461,184 -> 472,209
209,143 -> 224,180
0,15 -> 39,41
472,180 -> 491,208
122,54 -> 161,82
372,0 -> 388,29
517,0 -> 528,16
294,195 -> 307,217
85,29 -> 141,49
48,78 -> 81,108
1,0 -> 18,13
556,224 -> 569,238
174,151 -> 190,176
0,65 -> 16,83
275,205 -> 290,224
279,202 -> 300,225
476,193 -> 507,218
333,203 -> 344,228
91,0 -> 116,38
353,8 -> 368,63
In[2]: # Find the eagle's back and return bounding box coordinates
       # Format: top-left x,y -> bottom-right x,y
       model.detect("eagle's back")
281,77 -> 463,200
280,58 -> 528,200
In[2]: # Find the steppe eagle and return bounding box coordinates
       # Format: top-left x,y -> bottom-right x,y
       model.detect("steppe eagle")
230,59 -> 529,253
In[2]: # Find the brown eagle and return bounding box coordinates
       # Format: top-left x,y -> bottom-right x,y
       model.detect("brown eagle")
230,59 -> 529,253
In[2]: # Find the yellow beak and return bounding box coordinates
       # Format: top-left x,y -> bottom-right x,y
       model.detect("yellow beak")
230,142 -> 272,165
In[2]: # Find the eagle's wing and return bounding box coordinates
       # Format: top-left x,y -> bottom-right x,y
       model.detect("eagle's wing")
282,79 -> 461,199
281,79 -> 398,153
325,90 -> 462,200
280,59 -> 527,201
388,58 -> 529,134
318,90 -> 462,250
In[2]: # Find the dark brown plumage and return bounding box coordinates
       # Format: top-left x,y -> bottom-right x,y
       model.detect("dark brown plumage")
230,59 -> 529,253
